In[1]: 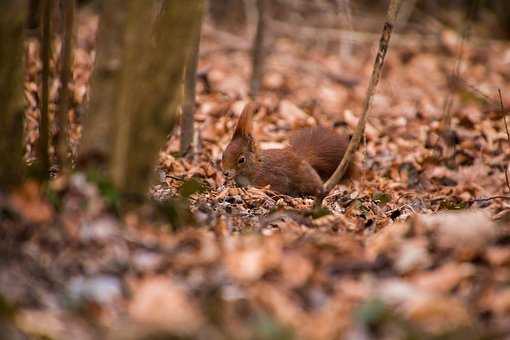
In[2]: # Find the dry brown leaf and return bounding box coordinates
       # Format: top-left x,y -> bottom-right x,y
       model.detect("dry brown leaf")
128,276 -> 204,334
414,210 -> 495,261
9,181 -> 54,224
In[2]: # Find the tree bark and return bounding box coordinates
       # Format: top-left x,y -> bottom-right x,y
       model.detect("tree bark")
56,0 -> 75,170
250,0 -> 266,97
208,0 -> 246,33
80,0 -> 202,195
36,0 -> 52,179
0,1 -> 27,190
180,4 -> 204,157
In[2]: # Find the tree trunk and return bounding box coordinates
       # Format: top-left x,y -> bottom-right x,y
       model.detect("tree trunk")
56,0 -> 75,170
250,0 -> 266,97
79,0 -> 202,195
35,0 -> 52,179
180,6 -> 203,157
0,1 -> 27,190
208,0 -> 246,33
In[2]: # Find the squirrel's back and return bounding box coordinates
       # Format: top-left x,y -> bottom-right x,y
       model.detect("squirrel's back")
289,126 -> 349,181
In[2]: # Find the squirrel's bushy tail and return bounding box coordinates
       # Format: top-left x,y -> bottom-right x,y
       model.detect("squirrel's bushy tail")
289,127 -> 349,181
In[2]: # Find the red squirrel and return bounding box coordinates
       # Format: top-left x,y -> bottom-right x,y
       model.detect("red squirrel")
222,103 -> 349,196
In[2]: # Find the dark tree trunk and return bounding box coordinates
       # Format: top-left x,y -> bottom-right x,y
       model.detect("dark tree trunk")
250,0 -> 267,97
180,5 -> 204,157
56,0 -> 76,170
0,1 -> 27,190
208,0 -> 246,33
79,0 -> 203,195
35,0 -> 52,179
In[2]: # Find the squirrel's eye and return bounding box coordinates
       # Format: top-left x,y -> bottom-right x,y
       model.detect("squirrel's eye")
238,156 -> 246,164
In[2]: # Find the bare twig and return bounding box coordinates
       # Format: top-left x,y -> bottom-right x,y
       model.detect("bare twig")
499,88 -> 510,193
505,168 -> 510,193
451,75 -> 493,106
269,18 -> 437,48
167,175 -> 186,182
499,89 -> 510,142
323,0 -> 403,193
471,196 -> 510,203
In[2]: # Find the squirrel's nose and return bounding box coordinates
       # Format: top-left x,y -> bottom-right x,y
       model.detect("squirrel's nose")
223,170 -> 234,179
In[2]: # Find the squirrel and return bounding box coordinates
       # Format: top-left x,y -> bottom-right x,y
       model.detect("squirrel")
222,102 -> 350,197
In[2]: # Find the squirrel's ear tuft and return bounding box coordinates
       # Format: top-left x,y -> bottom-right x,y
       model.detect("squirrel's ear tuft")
234,102 -> 258,138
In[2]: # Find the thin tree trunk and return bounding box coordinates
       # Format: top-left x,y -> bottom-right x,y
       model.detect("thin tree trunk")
323,0 -> 404,193
56,0 -> 75,170
27,0 -> 40,31
250,0 -> 266,97
396,0 -> 417,29
180,5 -> 204,157
338,0 -> 353,59
0,1 -> 27,190
80,0 -> 202,195
208,0 -> 246,33
37,0 -> 52,178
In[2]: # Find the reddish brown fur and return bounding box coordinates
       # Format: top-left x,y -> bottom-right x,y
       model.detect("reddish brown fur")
253,149 -> 324,196
289,126 -> 349,180
233,102 -> 257,138
222,103 -> 348,196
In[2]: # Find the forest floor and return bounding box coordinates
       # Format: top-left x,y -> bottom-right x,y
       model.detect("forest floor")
2,8 -> 510,340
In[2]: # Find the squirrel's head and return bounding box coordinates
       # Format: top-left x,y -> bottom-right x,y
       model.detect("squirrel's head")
222,102 -> 259,184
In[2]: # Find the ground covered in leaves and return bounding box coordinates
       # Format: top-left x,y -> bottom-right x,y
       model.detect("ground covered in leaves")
2,8 -> 510,340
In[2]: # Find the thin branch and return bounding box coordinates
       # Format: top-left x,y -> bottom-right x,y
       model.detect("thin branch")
323,0 -> 403,193
167,175 -> 186,182
505,168 -> 510,193
499,88 -> 510,193
471,196 -> 510,203
499,89 -> 510,142
450,75 -> 493,106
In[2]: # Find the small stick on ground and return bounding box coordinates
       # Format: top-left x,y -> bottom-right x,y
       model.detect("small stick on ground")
323,0 -> 403,193
471,196 -> 510,203
499,89 -> 509,142
498,88 -> 510,193
505,169 -> 510,193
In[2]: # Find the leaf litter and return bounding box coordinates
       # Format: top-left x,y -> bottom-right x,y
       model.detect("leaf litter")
2,8 -> 510,340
